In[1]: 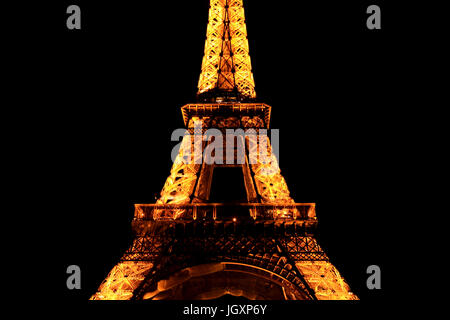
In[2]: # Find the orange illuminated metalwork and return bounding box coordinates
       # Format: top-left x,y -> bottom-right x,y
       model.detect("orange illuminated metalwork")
90,0 -> 358,300
198,0 -> 256,100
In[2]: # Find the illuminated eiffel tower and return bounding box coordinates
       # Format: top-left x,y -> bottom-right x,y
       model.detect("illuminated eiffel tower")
90,0 -> 358,300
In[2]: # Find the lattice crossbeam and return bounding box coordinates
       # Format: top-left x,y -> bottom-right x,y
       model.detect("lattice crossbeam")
295,261 -> 359,300
153,135 -> 201,220
90,262 -> 153,300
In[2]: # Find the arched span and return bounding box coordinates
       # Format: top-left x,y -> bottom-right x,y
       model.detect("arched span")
142,262 -> 311,300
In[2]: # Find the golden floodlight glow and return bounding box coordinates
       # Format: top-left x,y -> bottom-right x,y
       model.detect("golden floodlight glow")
90,0 -> 358,301
198,0 -> 256,99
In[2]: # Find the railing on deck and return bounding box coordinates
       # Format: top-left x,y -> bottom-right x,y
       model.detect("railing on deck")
134,203 -> 316,221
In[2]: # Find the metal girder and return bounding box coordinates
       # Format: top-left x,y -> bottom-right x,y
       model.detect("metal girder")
181,103 -> 271,128
153,135 -> 201,220
90,229 -> 357,300
198,0 -> 256,100
152,123 -> 302,221
129,234 -> 317,300
90,0 -> 359,301
90,262 -> 153,300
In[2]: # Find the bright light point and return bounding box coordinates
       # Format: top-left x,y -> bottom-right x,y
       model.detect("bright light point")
233,218 -> 237,222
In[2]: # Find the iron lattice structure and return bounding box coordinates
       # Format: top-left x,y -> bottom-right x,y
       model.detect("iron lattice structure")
90,0 -> 358,300
198,0 -> 256,101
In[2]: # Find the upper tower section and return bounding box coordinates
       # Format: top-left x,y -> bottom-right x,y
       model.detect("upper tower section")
197,0 -> 256,102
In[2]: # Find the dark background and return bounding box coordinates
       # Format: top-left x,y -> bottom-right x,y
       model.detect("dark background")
14,0 -> 425,314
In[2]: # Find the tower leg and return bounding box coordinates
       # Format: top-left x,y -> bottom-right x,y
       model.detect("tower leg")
90,123 -> 358,300
90,261 -> 153,300
153,134 -> 201,220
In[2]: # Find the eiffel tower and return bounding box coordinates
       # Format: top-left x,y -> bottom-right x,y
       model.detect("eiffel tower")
90,0 -> 358,300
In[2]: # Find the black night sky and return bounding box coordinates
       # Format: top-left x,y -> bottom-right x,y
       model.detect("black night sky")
16,0 -> 426,315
